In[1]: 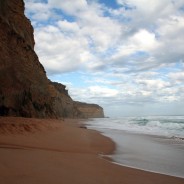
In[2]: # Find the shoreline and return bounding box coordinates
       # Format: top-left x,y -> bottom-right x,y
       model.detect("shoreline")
111,161 -> 184,179
0,117 -> 184,184
95,128 -> 184,178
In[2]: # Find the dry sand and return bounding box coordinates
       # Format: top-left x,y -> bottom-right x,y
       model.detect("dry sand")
0,117 -> 183,184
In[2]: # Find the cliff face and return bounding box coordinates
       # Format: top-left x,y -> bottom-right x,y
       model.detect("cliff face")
0,0 -> 104,118
0,0 -> 54,117
74,102 -> 104,118
49,82 -> 79,118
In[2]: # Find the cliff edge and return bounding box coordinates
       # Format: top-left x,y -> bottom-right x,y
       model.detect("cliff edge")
0,0 -> 104,118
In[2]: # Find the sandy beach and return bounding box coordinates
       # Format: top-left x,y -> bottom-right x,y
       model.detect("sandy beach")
0,117 -> 184,184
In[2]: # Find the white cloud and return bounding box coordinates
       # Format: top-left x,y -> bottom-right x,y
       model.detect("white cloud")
80,17 -> 122,52
34,24 -> 90,73
111,29 -> 160,67
169,72 -> 184,83
48,0 -> 88,15
117,0 -> 172,15
29,0 -> 184,75
30,1 -> 123,74
116,0 -> 184,24
157,16 -> 184,56
136,79 -> 170,90
158,16 -> 184,39
88,86 -> 119,98
25,1 -> 51,21
130,29 -> 159,51
57,20 -> 80,33
25,0 -> 184,116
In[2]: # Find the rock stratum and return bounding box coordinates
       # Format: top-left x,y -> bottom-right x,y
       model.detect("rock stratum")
0,0 -> 104,118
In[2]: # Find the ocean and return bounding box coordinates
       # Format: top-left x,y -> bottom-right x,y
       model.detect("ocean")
87,116 -> 184,178
87,116 -> 184,138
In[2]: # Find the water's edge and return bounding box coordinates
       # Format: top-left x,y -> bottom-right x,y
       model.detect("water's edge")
86,118 -> 184,179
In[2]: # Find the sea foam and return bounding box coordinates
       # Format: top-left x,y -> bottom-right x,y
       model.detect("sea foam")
87,116 -> 184,138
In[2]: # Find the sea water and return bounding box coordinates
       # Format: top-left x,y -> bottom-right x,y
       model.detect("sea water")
87,116 -> 184,138
87,116 -> 184,178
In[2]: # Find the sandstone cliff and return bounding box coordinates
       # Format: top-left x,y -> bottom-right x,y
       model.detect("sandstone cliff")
74,102 -> 104,118
0,0 -> 104,118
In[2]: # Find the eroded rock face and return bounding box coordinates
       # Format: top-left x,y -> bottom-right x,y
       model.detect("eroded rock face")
50,82 -> 78,118
0,0 -> 34,49
0,0 -> 54,117
74,102 -> 104,118
0,0 -> 104,118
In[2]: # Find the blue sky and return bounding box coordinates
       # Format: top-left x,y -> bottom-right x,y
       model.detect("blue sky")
25,0 -> 184,117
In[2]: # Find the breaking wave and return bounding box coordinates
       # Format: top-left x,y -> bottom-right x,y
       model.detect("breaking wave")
87,116 -> 184,138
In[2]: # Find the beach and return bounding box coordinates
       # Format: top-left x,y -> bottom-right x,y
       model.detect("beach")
0,117 -> 184,184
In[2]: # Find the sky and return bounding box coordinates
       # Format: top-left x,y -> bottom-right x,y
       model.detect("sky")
24,0 -> 184,117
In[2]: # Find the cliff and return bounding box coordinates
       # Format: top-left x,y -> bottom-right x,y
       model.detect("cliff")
74,102 -> 104,118
0,0 -> 104,118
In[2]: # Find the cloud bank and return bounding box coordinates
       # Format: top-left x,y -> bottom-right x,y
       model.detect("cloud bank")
25,0 -> 184,116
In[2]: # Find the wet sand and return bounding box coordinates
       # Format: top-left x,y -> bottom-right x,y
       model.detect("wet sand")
102,130 -> 184,178
0,117 -> 184,184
